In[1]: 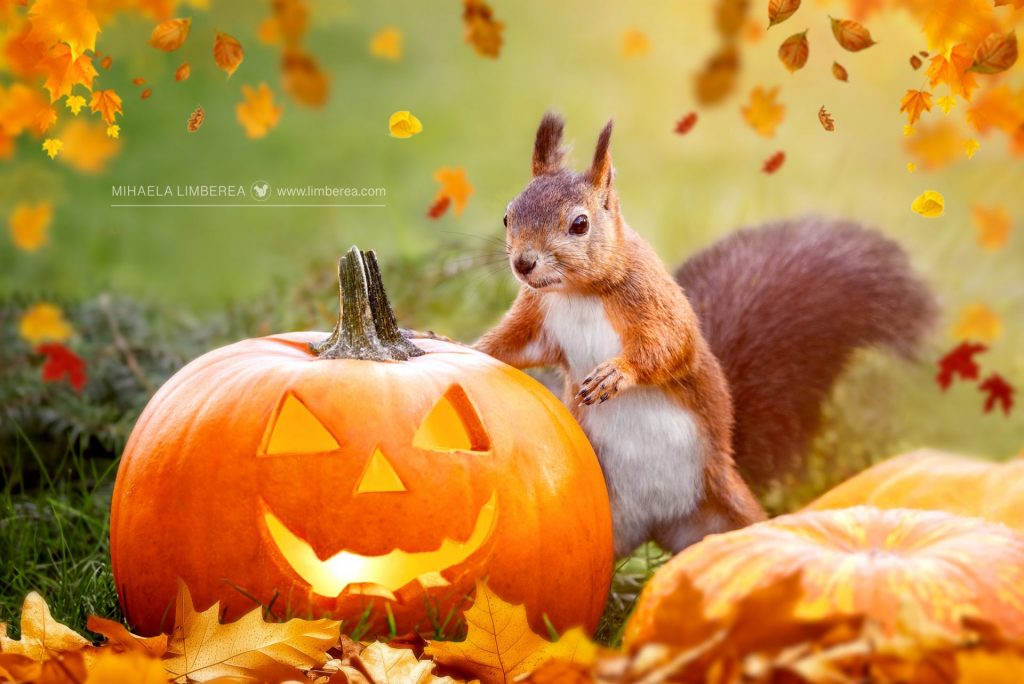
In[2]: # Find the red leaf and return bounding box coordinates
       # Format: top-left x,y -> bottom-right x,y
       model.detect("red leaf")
36,343 -> 87,392
762,150 -> 785,173
936,341 -> 987,390
979,373 -> 1014,415
674,112 -> 698,135
427,195 -> 451,219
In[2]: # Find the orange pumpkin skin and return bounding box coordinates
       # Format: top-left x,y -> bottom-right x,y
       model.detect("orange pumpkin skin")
111,331 -> 613,636
806,449 -> 1024,530
625,507 -> 1024,647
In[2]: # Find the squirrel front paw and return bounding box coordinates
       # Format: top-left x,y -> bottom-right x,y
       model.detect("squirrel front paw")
576,360 -> 634,405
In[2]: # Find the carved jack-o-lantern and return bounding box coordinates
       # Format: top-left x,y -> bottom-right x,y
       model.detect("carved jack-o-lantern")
110,248 -> 613,637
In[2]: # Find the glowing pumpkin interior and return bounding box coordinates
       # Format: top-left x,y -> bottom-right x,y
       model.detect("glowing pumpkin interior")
259,383 -> 497,597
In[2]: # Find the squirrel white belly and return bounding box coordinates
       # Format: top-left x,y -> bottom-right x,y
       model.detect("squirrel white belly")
475,113 -> 937,556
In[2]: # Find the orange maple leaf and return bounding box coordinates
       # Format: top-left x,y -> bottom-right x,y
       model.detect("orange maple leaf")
236,83 -> 282,139
918,0 -> 999,53
900,89 -> 933,125
89,89 -> 122,125
41,43 -> 98,103
971,204 -> 1012,250
926,43 -> 978,101
742,86 -> 786,137
27,0 -> 100,59
433,167 -> 475,216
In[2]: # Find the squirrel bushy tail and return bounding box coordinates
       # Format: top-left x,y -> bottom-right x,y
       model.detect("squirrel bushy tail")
675,217 -> 937,482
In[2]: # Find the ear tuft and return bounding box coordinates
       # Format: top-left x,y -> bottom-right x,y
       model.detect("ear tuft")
588,119 -> 614,188
532,112 -> 567,177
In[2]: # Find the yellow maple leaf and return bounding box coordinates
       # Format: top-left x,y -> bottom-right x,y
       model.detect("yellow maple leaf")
163,581 -> 339,683
425,581 -> 597,684
9,201 -> 52,252
60,119 -> 121,173
971,204 -> 1012,250
370,27 -> 403,60
389,109 -> 423,138
742,86 -> 785,138
84,649 -> 168,684
906,162 -> 917,172
952,303 -> 1001,342
41,137 -> 63,158
911,189 -> 945,217
0,592 -> 89,660
900,89 -> 933,125
434,167 -> 474,215
936,95 -> 956,114
903,124 -> 915,136
926,44 -> 977,101
106,124 -> 120,139
27,0 -> 100,59
621,28 -> 651,58
90,89 -> 122,125
964,138 -> 980,158
65,94 -> 85,115
235,83 -> 282,139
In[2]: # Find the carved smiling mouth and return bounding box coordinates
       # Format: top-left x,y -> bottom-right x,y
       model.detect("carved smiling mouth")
262,491 -> 498,597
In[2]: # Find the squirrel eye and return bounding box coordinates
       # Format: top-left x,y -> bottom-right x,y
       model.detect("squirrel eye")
503,214 -> 508,227
569,214 -> 589,235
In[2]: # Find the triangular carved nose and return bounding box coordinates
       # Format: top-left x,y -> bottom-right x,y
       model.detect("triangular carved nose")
356,447 -> 406,494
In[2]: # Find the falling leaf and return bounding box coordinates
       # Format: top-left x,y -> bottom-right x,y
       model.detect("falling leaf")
937,95 -> 956,113
742,86 -> 785,137
768,0 -> 802,27
214,31 -> 245,77
433,167 -> 474,216
964,138 -> 980,158
762,150 -> 786,173
41,138 -> 62,159
695,44 -> 740,105
0,592 -> 89,659
980,373 -> 1015,416
674,112 -> 698,134
106,125 -> 120,139
907,162 -> 917,172
149,17 -> 191,51
187,105 -> 205,132
389,110 -> 423,138
65,94 -> 85,115
926,44 -> 977,101
463,0 -> 504,58
971,204 -> 1012,250
425,581 -> 596,684
818,105 -> 835,131
920,0 -> 999,52
100,55 -> 112,70
900,89 -> 933,125
37,342 -> 87,392
282,49 -> 329,107
621,28 -> 651,58
86,616 -> 167,658
163,581 -> 339,683
59,119 -> 121,173
175,63 -> 190,81
832,61 -> 848,81
830,16 -> 875,51
971,31 -> 1018,74
9,202 -> 52,252
952,304 -> 1001,342
912,189 -> 945,217
778,30 -> 809,72
236,84 -> 282,138
27,0 -> 99,59
965,85 -> 1024,140
716,0 -> 749,38
936,341 -> 987,389
911,54 -> 923,69
140,88 -> 152,100
427,195 -> 451,219
90,89 -> 123,125
132,77 -> 146,86
84,649 -> 168,684
41,45 -> 98,102
370,27 -> 403,60
904,120 -> 964,169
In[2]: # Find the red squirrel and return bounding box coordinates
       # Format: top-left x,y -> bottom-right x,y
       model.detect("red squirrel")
474,113 -> 936,558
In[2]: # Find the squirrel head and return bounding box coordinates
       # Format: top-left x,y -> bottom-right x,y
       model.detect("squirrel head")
503,113 -> 624,294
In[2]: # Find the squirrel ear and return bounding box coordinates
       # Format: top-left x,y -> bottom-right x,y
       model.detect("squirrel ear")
588,119 -> 614,192
532,112 -> 567,177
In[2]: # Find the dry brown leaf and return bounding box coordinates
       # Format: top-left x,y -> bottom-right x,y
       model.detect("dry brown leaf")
818,105 -> 835,131
175,63 -> 190,81
715,0 -> 749,39
832,61 -> 848,81
971,31 -> 1018,74
762,150 -> 785,173
910,54 -> 923,70
353,642 -> 453,683
162,580 -> 340,683
463,0 -> 504,58
830,16 -> 875,51
214,31 -> 244,77
768,0 -> 801,27
282,48 -> 329,107
694,44 -> 740,106
186,105 -> 204,132
425,581 -> 596,684
148,17 -> 191,51
778,30 -> 809,72
0,592 -> 90,661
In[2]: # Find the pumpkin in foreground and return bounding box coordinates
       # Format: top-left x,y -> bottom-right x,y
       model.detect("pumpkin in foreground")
111,247 -> 613,637
806,448 -> 1024,530
625,506 -> 1024,648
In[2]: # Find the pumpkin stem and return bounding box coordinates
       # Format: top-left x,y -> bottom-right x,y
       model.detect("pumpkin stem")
311,246 -> 425,361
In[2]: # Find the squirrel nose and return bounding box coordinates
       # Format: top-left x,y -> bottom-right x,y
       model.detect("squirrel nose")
514,255 -> 538,276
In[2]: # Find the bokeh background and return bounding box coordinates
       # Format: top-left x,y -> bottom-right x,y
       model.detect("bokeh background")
1,0 -> 1022,636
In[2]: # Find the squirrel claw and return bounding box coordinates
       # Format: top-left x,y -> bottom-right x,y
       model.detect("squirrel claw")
577,361 -> 632,406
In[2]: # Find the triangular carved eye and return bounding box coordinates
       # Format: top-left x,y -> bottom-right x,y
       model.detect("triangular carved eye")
413,384 -> 491,453
261,392 -> 340,455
